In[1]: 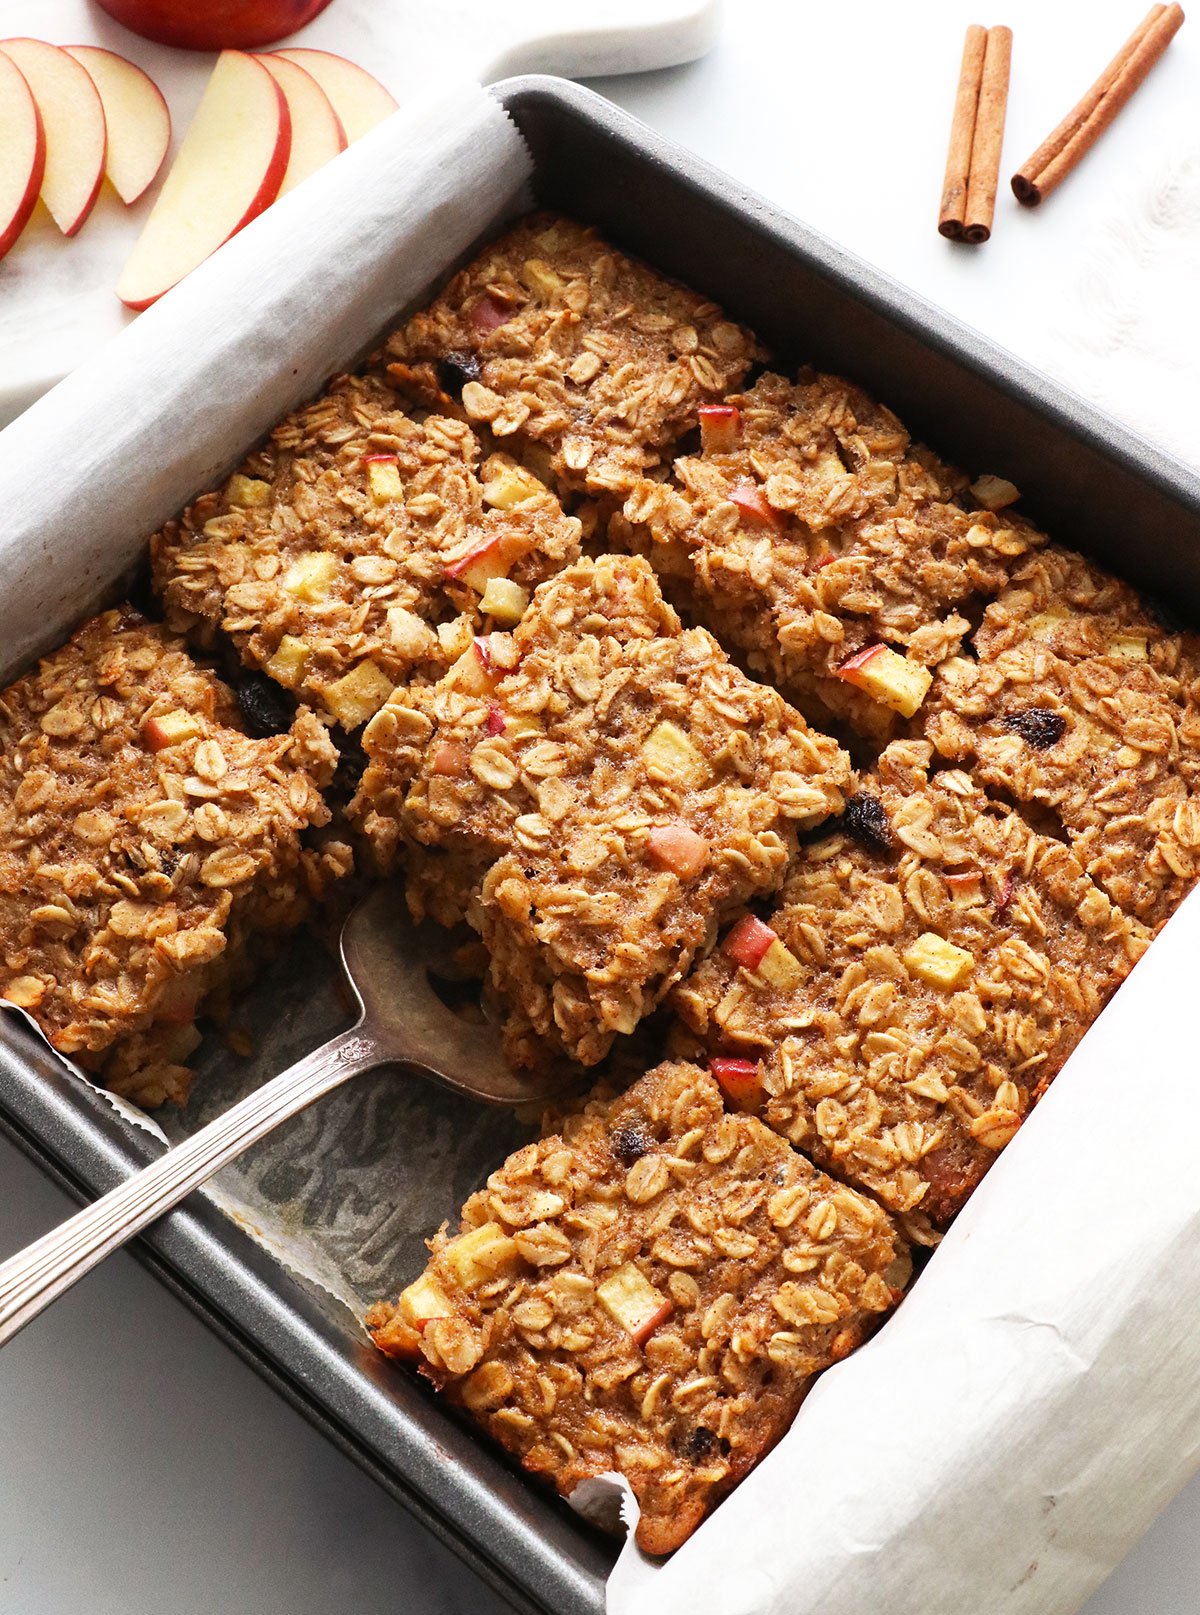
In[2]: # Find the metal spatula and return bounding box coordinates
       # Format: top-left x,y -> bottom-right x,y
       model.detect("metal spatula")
0,884 -> 573,1346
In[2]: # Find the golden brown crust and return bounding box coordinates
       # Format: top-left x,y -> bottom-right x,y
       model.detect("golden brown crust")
377,213 -> 762,498
0,608 -> 341,1105
366,1060 -> 908,1553
672,739 -> 1147,1237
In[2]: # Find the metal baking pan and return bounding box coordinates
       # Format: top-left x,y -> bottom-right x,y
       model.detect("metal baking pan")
4,72 -> 1200,1615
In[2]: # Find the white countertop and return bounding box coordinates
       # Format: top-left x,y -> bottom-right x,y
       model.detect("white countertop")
3,1 -> 1199,1609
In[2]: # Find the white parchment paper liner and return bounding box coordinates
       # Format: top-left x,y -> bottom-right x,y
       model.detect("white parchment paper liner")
2,74 -> 1198,1615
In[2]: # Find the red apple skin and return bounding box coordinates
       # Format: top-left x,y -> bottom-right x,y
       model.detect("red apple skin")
93,0 -> 334,51
835,643 -> 886,681
710,1057 -> 763,1110
629,1299 -> 673,1349
0,52 -> 44,259
0,39 -> 107,237
721,914 -> 777,971
729,479 -> 784,531
64,45 -> 171,206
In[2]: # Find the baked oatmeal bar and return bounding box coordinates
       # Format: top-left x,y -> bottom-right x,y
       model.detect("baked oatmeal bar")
366,1059 -> 908,1554
152,372 -> 581,730
924,545 -> 1200,927
617,370 -> 1043,740
376,213 -> 762,499
0,608 -> 343,1107
351,554 -> 851,1067
672,739 -> 1147,1237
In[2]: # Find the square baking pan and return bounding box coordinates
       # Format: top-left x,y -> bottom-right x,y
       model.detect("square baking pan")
4,72 -> 1200,1615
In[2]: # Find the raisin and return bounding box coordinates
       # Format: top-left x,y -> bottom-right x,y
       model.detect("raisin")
437,351 -> 481,396
681,1426 -> 716,1463
235,671 -> 295,737
1004,707 -> 1066,749
842,791 -> 893,851
333,735 -> 368,798
611,1122 -> 653,1164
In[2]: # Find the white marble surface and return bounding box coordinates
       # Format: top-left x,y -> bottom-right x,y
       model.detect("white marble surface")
3,1 -> 1200,1610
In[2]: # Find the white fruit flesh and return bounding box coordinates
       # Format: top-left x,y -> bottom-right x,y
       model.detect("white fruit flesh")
115,50 -> 289,310
642,721 -> 708,787
0,51 -> 44,258
904,932 -> 974,989
258,52 -> 345,197
0,38 -> 106,236
597,1263 -> 672,1345
322,660 -> 394,728
272,48 -> 396,144
64,45 -> 169,206
444,1223 -> 521,1289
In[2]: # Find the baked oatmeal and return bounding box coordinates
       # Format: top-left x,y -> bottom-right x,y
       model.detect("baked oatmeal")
376,213 -> 762,500
152,372 -> 581,730
617,370 -> 1043,740
351,554 -> 850,1067
366,1059 -> 908,1554
924,546 -> 1200,927
0,608 -> 344,1107
672,739 -> 1147,1237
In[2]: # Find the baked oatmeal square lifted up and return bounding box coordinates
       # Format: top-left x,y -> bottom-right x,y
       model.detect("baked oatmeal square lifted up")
673,739 -> 1146,1238
0,609 -> 343,1108
152,372 -> 582,731
367,1060 -> 909,1555
376,213 -> 762,499
351,554 -> 851,1068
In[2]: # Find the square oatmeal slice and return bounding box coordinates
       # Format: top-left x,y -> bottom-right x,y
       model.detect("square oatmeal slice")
672,739 -> 1147,1239
366,1059 -> 908,1555
0,608 -> 343,1107
151,372 -> 581,731
376,213 -> 762,499
924,545 -> 1200,927
618,370 -> 1044,740
351,554 -> 850,1067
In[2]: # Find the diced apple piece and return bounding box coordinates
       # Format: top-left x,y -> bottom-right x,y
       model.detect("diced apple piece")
710,1056 -> 763,1110
322,659 -> 394,728
271,48 -> 396,145
446,538 -> 508,594
258,51 -> 346,197
756,937 -> 803,990
444,1221 -> 521,1289
263,634 -> 309,685
904,932 -> 974,989
646,821 -> 710,879
485,703 -> 507,737
729,479 -> 784,531
970,474 -> 1020,511
227,473 -> 271,508
642,720 -> 708,788
471,293 -> 513,333
282,550 -> 337,602
142,709 -> 202,751
945,869 -> 985,907
479,577 -> 529,626
722,915 -> 777,971
0,50 -> 44,260
1111,632 -> 1149,662
432,741 -> 470,777
115,50 -> 289,310
698,405 -> 741,455
836,643 -> 932,719
447,639 -> 500,698
397,1271 -> 454,1332
482,460 -> 544,509
63,45 -> 170,206
0,39 -> 106,237
364,454 -> 403,504
598,1263 -> 672,1347
386,605 -> 435,659
1027,609 -> 1069,641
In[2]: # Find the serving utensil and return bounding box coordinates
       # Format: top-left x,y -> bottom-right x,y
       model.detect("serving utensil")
0,883 -> 571,1346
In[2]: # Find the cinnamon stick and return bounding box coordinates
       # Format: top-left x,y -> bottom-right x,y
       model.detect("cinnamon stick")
1012,4 -> 1185,206
939,24 -> 988,239
963,26 -> 1013,241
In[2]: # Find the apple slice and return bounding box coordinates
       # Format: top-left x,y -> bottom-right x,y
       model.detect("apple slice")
0,39 -> 106,236
63,45 -> 170,206
0,51 -> 44,259
271,48 -> 396,145
258,52 -> 345,197
116,50 -> 290,311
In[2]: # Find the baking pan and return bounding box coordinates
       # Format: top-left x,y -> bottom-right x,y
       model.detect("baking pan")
4,72 -> 1200,1615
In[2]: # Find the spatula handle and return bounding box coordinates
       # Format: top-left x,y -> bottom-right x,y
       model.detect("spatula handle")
0,1027 -> 375,1347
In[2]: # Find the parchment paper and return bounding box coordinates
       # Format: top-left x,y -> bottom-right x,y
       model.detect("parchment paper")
3,74 -> 1199,1615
